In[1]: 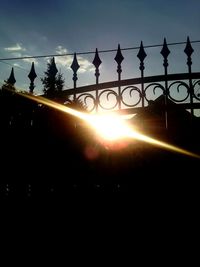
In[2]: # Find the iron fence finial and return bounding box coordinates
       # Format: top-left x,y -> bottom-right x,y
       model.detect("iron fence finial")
7,67 -> 16,85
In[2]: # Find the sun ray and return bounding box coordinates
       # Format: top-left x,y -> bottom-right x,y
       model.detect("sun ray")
8,88 -> 200,159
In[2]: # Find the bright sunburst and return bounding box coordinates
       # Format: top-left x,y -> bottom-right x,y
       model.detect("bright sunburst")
13,90 -> 200,159
86,114 -> 133,141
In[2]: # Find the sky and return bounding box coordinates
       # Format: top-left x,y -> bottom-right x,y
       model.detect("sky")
0,0 -> 200,98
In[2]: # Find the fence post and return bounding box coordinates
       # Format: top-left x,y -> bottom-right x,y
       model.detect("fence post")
114,44 -> 124,110
28,62 -> 37,94
92,48 -> 102,112
137,41 -> 147,108
71,53 -> 80,101
184,36 -> 194,117
160,38 -> 170,130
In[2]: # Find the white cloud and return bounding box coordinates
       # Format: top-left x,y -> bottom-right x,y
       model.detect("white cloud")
55,45 -> 72,68
22,56 -> 39,65
77,56 -> 94,73
4,43 -> 26,52
13,63 -> 22,67
10,52 -> 22,58
55,45 -> 94,73
56,45 -> 68,55
55,55 -> 72,68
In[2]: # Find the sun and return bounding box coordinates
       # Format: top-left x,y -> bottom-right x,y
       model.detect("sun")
86,114 -> 133,141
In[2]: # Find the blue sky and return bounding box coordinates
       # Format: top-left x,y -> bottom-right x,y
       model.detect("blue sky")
0,0 -> 200,95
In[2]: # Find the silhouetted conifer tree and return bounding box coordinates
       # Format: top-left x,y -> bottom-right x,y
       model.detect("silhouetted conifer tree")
41,57 -> 65,97
2,67 -> 16,92
56,72 -> 65,92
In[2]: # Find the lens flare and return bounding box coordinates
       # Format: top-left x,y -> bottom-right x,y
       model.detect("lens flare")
86,114 -> 133,141
12,90 -> 200,159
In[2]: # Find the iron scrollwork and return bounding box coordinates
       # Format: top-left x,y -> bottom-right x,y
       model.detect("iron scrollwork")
144,83 -> 165,101
193,80 -> 200,101
121,86 -> 141,107
98,89 -> 119,110
168,81 -> 190,102
76,93 -> 96,112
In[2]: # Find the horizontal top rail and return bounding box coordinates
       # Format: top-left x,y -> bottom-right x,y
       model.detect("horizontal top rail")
60,72 -> 200,96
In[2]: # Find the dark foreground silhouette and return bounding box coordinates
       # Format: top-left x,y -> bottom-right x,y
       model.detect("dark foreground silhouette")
0,90 -> 199,212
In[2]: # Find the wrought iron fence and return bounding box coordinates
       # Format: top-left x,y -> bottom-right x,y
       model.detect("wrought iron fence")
1,37 -> 200,116
62,37 -> 200,116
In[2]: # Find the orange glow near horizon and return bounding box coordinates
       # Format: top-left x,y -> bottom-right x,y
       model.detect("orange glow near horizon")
14,90 -> 200,159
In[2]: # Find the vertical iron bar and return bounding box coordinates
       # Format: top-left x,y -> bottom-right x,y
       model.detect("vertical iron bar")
71,53 -> 80,101
28,62 -> 37,94
114,44 -> 124,110
92,48 -> 102,113
188,65 -> 194,116
118,66 -> 121,110
160,38 -> 170,130
137,41 -> 147,108
184,37 -> 194,117
73,79 -> 77,101
95,85 -> 99,113
141,67 -> 144,107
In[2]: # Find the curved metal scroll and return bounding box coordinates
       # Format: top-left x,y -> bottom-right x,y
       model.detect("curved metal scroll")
98,89 -> 119,110
144,83 -> 165,101
168,81 -> 190,102
193,80 -> 200,101
121,86 -> 141,107
76,93 -> 96,112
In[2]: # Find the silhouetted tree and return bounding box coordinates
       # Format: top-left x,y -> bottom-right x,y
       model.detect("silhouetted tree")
56,72 -> 65,92
2,67 -> 16,92
41,57 -> 65,97
2,81 -> 15,92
